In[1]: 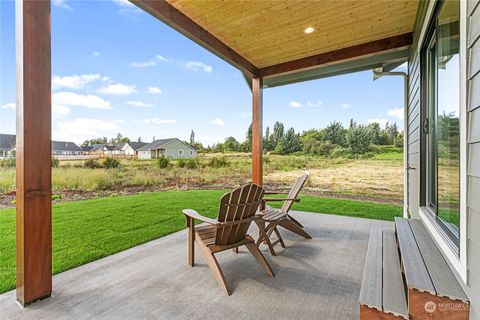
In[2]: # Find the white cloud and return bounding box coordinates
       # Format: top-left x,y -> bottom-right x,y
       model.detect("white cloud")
155,54 -> 212,74
97,83 -> 136,95
387,107 -> 404,119
131,60 -> 157,68
367,118 -> 389,127
127,100 -> 153,108
112,0 -> 141,14
54,118 -> 118,143
112,0 -> 135,7
52,0 -> 72,10
52,104 -> 71,115
184,61 -> 213,73
144,118 -> 176,125
156,54 -> 170,62
289,101 -> 302,108
53,91 -> 111,109
341,103 -> 350,109
212,118 -> 225,126
91,51 -> 100,58
146,86 -> 162,94
0,102 -> 15,110
52,74 -> 101,90
306,100 -> 322,108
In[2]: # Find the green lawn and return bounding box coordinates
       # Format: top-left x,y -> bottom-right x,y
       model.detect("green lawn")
0,190 -> 402,293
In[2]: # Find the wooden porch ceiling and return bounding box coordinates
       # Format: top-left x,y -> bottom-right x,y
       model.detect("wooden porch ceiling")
133,0 -> 418,80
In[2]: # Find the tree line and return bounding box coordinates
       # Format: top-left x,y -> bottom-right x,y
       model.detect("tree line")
81,119 -> 403,156
202,120 -> 403,155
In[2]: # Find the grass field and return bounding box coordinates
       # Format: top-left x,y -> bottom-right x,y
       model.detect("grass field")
0,189 -> 403,294
0,150 -> 405,206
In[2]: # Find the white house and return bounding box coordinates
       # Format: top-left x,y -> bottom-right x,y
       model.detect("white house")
137,138 -> 197,159
117,141 -> 148,156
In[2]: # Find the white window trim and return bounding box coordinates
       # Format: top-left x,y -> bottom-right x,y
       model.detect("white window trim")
417,0 -> 468,284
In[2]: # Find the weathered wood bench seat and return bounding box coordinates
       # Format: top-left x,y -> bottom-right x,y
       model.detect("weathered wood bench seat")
395,217 -> 469,319
359,227 -> 408,320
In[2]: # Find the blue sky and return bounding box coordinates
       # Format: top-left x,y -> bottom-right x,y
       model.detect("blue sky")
0,0 -> 405,145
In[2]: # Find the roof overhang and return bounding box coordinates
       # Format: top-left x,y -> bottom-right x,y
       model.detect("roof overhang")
132,0 -> 418,87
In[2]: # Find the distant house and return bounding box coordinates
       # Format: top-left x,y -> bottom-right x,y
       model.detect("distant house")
118,141 -> 148,156
101,145 -> 118,155
52,141 -> 83,156
1,134 -> 82,158
137,138 -> 197,160
0,134 -> 15,159
81,145 -> 93,153
89,144 -> 108,155
84,141 -> 148,156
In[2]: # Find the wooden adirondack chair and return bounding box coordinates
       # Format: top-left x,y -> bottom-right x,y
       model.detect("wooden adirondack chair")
256,173 -> 312,255
183,183 -> 274,295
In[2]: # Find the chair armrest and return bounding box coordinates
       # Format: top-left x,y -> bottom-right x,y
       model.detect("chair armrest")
183,209 -> 218,225
263,198 -> 300,202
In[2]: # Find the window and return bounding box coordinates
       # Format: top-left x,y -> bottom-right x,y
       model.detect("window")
179,149 -> 184,155
190,150 -> 193,155
423,0 -> 460,247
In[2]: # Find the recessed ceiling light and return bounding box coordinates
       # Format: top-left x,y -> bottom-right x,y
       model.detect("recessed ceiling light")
304,27 -> 315,34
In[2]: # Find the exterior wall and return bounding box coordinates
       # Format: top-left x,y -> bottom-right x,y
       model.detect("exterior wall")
163,139 -> 197,159
137,150 -> 151,160
0,150 -> 13,159
122,144 -> 135,155
52,150 -> 82,156
407,0 -> 480,317
465,0 -> 480,316
406,0 -> 428,219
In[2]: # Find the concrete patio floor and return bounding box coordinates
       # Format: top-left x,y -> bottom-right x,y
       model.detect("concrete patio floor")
0,211 -> 393,320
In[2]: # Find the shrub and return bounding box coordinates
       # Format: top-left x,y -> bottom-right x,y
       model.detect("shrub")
208,156 -> 230,168
303,139 -> 334,156
157,157 -> 170,168
177,158 -> 186,168
103,157 -> 120,169
0,158 -> 15,168
51,194 -> 61,201
330,147 -> 351,158
83,159 -> 102,169
51,157 -> 59,168
184,158 -> 199,169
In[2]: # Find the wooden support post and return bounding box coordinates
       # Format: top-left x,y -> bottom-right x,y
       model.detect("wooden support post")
16,0 -> 52,306
251,76 -> 263,185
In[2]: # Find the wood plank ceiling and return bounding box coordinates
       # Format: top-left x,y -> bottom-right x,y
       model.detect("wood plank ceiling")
166,0 -> 419,69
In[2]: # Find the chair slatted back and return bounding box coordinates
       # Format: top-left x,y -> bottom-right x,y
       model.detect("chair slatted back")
281,174 -> 309,212
215,184 -> 264,246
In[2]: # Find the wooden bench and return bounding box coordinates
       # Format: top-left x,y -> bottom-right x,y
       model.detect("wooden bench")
395,217 -> 469,320
359,227 -> 409,319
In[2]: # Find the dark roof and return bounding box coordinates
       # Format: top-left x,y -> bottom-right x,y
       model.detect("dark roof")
0,134 -> 15,151
1,134 -> 81,152
89,144 -> 108,152
128,141 -> 148,150
137,138 -> 176,151
51,140 -> 83,152
137,138 -> 179,151
81,145 -> 93,152
103,145 -> 117,151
